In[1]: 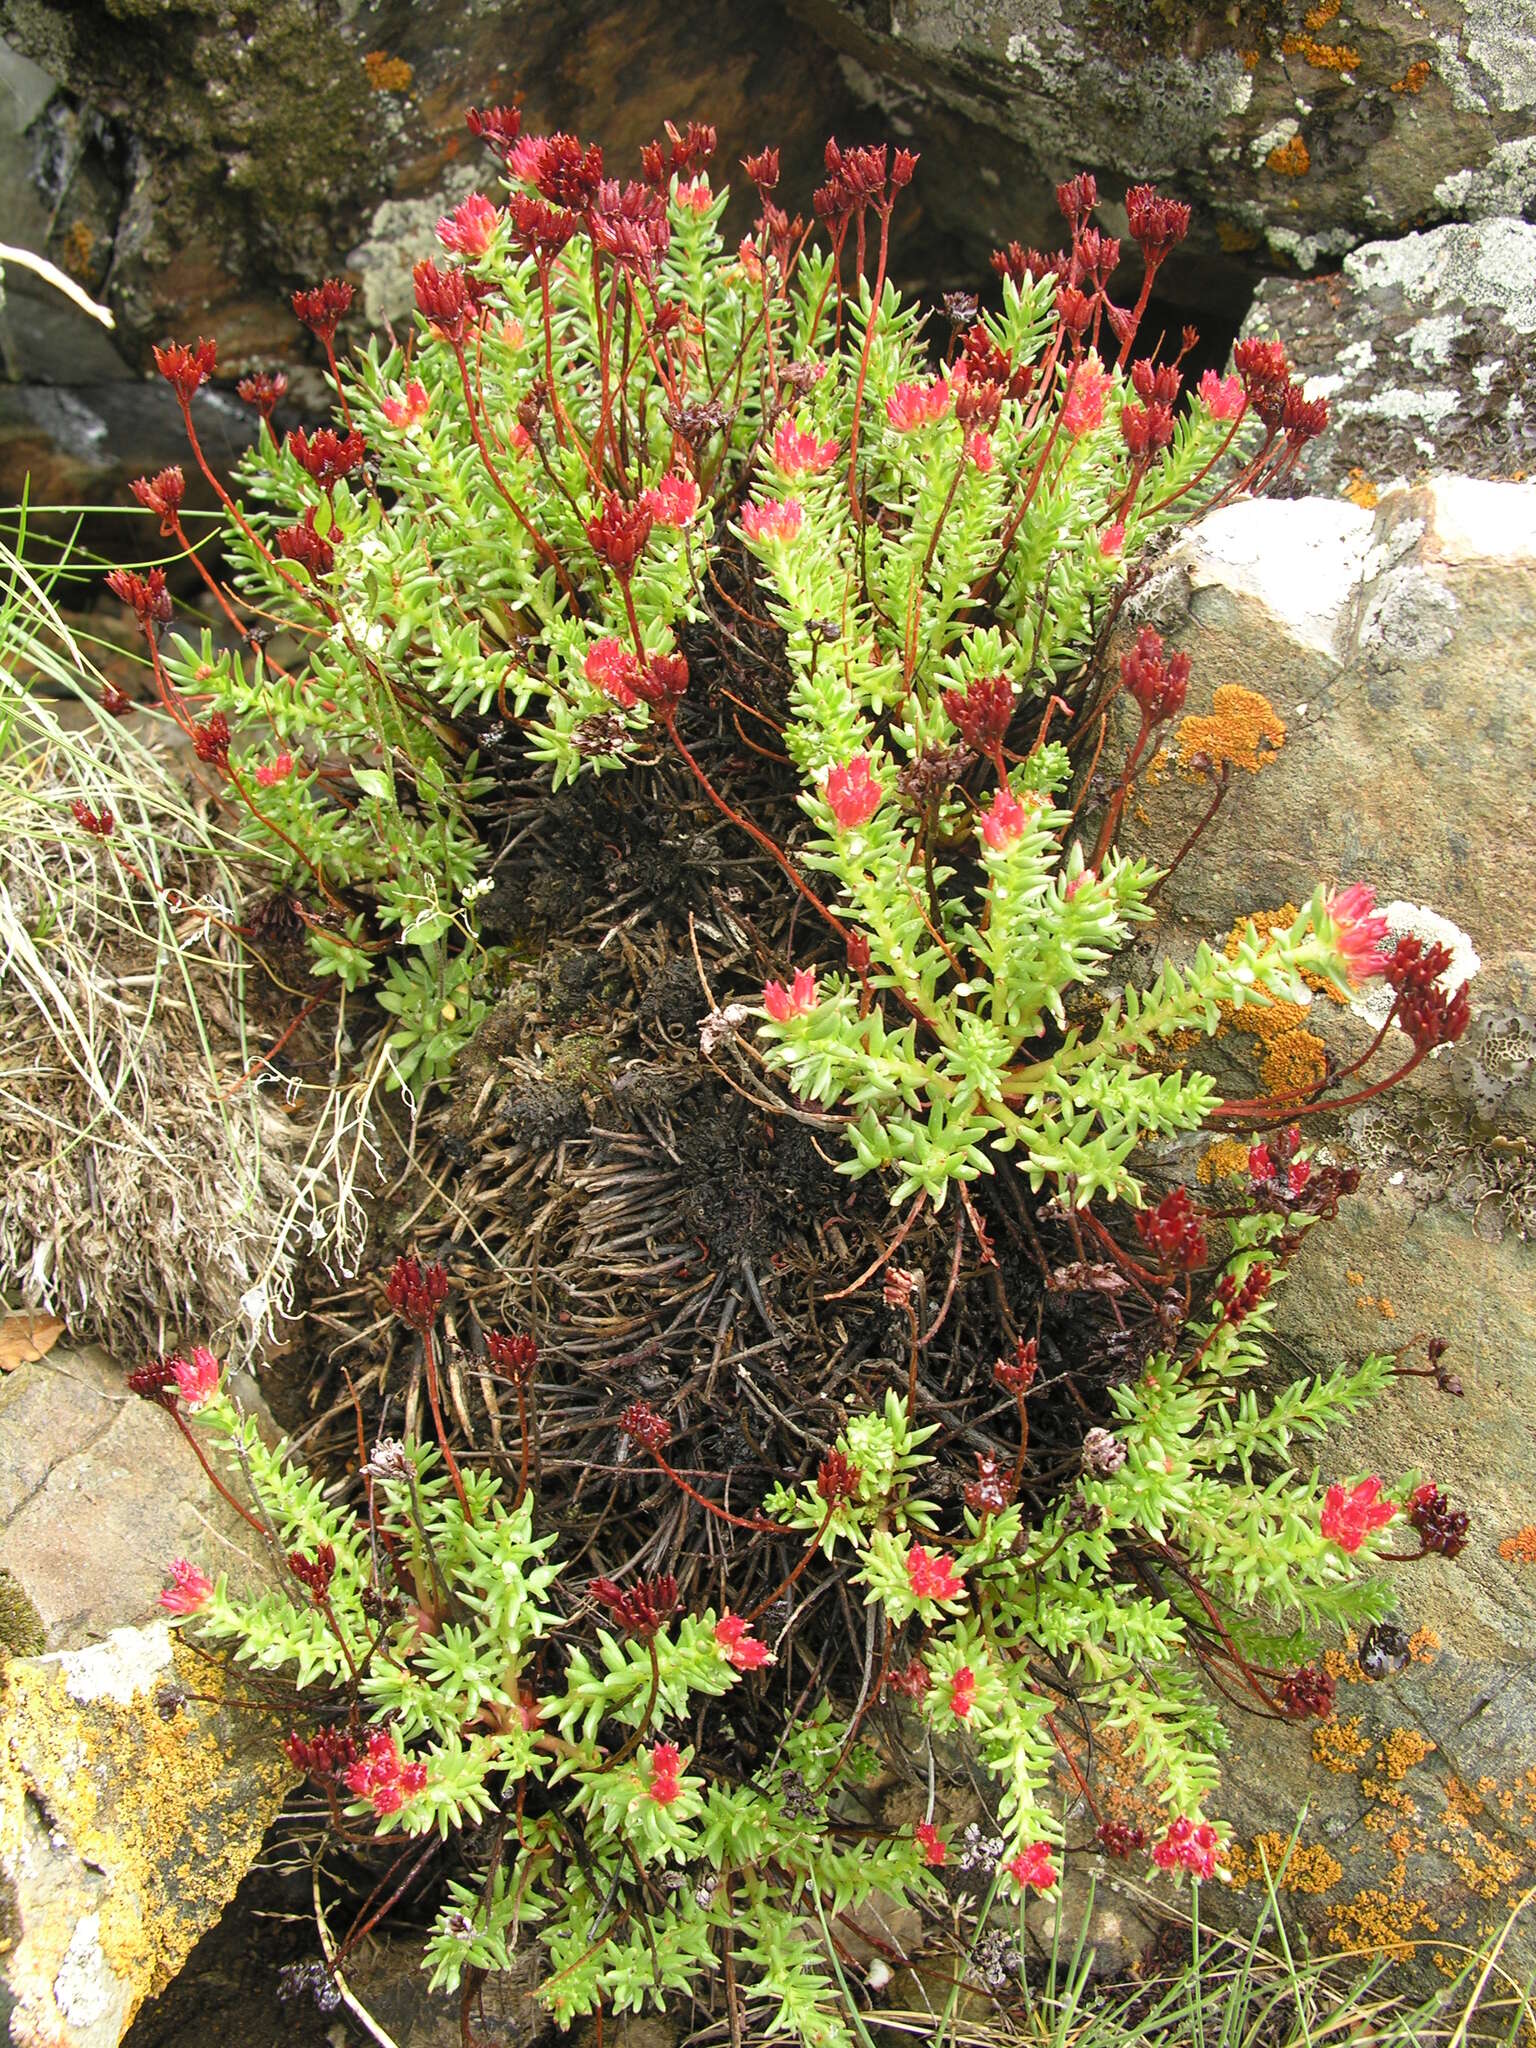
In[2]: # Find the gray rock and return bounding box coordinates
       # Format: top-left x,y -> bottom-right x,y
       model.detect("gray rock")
1126,475 -> 1536,1971
0,1347 -> 293,2046
1244,216 -> 1536,495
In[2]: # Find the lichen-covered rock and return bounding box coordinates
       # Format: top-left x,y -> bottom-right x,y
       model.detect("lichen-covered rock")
0,1349 -> 291,2045
1126,475 -> 1536,1969
787,0 -> 1536,307
1243,216 -> 1536,497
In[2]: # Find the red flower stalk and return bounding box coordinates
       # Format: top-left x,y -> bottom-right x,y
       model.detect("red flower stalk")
824,753 -> 883,830
153,337 -> 218,406
465,103 -> 524,161
619,1400 -> 673,1452
1135,1186 -> 1207,1271
1130,359 -> 1182,407
286,425 -> 366,490
506,192 -> 579,261
1096,1819 -> 1147,1858
71,799 -> 115,838
485,1331 -> 538,1386
344,1730 -> 427,1816
130,466 -> 186,537
105,566 -> 172,629
1125,184 -> 1190,266
236,370 -> 289,421
436,192 -> 501,258
994,1337 -> 1039,1394
532,131 -> 605,207
589,1573 -> 678,1641
1214,1263 -> 1270,1325
288,1544 -> 336,1602
585,490 -> 652,576
386,1254 -> 449,1334
282,1726 -> 359,1780
292,279 -> 353,346
275,505 -> 335,578
817,1448 -> 862,1505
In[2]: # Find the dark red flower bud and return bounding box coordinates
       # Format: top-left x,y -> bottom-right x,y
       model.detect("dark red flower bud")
742,147 -> 780,191
1215,1263 -> 1270,1325
1124,184 -> 1190,265
275,505 -> 335,578
288,1544 -> 336,1601
485,1331 -> 538,1385
1408,1483 -> 1468,1557
71,799 -> 115,838
291,278 -> 354,345
533,132 -> 605,207
632,652 -> 688,715
1276,1663 -> 1336,1720
588,1573 -> 678,1641
412,257 -> 475,344
1130,359 -> 1182,407
506,192 -> 580,261
1281,385 -> 1330,446
1055,286 -> 1093,337
846,929 -> 872,977
1384,936 -> 1471,1051
994,1336 -> 1039,1395
127,1359 -> 180,1406
1096,1819 -> 1147,1858
619,1400 -> 673,1452
385,1254 -> 450,1333
885,1655 -> 929,1701
817,1449 -> 862,1505
193,713 -> 231,771
963,1451 -> 1015,1518
891,147 -> 919,189
153,337 -> 218,406
1119,625 -> 1189,721
943,675 -> 1014,757
640,118 -> 716,189
465,103 -> 524,161
236,370 -> 289,421
1056,173 -> 1099,234
1134,1186 -> 1207,1271
105,566 -> 173,629
1119,400 -> 1175,458
585,490 -> 652,575
129,466 -> 186,537
100,682 -> 133,718
956,378 -> 1004,432
286,426 -> 366,490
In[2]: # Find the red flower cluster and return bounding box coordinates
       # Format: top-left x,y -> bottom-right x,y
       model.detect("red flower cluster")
641,118 -> 716,189
465,104 -> 523,162
281,1726 -> 360,1780
740,497 -> 803,544
130,466 -> 185,537
586,490 -> 652,575
171,1346 -> 221,1410
344,1730 -> 427,1816
1151,1816 -> 1220,1879
160,1559 -> 213,1615
127,1358 -> 179,1406
588,179 -> 672,272
1276,1663 -> 1336,1720
589,1572 -> 679,1641
949,1667 -> 977,1719
1120,625 -> 1190,724
276,507 -> 335,578
1408,1482 -> 1469,1557
1248,1127 -> 1312,1203
1324,883 -> 1390,985
385,1254 -> 450,1333
764,967 -> 817,1022
885,1656 -> 929,1702
71,800 -> 115,838
106,566 -> 172,629
1214,1263 -> 1270,1326
640,472 -> 699,528
288,1544 -> 336,1602
824,754 -> 882,830
1096,1819 -> 1147,1858
817,1448 -> 862,1505
153,337 -> 217,406
984,786 -> 1032,854
632,651 -> 689,716
291,278 -> 354,344
193,713 -> 231,771
647,1740 -> 684,1805
905,1545 -> 962,1602
236,370 -> 288,420
914,1820 -> 946,1865
994,1336 -> 1039,1394
772,415 -> 839,475
714,1613 -> 771,1669
485,1331 -> 538,1385
619,1400 -> 672,1452
436,193 -> 500,258
287,426 -> 366,490
1008,1842 -> 1059,1892
1135,1186 -> 1207,1270
1384,935 -> 1471,1051
813,138 -> 916,228
1125,184 -> 1191,266
1320,1476 -> 1396,1553
412,257 -> 479,344
943,674 -> 1014,760
886,378 -> 950,431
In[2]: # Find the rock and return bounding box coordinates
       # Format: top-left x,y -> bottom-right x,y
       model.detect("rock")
1022,1856 -> 1157,1978
786,0 -> 1536,309
1244,217 -> 1536,496
1125,474 -> 1536,1972
0,1347 -> 293,2046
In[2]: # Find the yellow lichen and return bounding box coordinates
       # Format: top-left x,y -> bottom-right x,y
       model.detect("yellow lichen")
1328,1887 -> 1435,1958
1304,0 -> 1340,25
1379,1728 -> 1437,1783
1267,134 -> 1312,176
1226,1832 -> 1343,1893
1314,1713 -> 1372,1773
1283,33 -> 1363,70
1197,1137 -> 1253,1184
1392,58 -> 1432,93
1177,685 -> 1285,774
1408,1627 -> 1440,1662
363,49 -> 413,91
1344,468 -> 1380,508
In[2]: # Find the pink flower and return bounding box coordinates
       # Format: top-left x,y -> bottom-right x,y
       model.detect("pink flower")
344,1730 -> 427,1817
905,1545 -> 962,1603
772,416 -> 838,475
949,1667 -> 977,1719
763,967 -> 817,1022
648,1740 -> 684,1805
1325,883 -> 1391,984
1061,350 -> 1110,438
980,787 -> 1029,851
965,430 -> 994,471
1152,1816 -> 1221,1879
641,472 -> 700,528
674,176 -> 712,214
160,1559 -> 213,1616
714,1613 -> 772,1670
1008,1843 -> 1058,1892
380,377 -> 431,431
585,636 -> 641,708
508,421 -> 534,456
1198,368 -> 1246,421
254,751 -> 294,788
741,497 -> 804,544
886,379 -> 950,431
915,1821 -> 946,1866
435,193 -> 500,258
172,1346 -> 222,1410
1099,520 -> 1126,558
506,134 -> 549,183
1321,1476 -> 1397,1553
824,754 -> 883,831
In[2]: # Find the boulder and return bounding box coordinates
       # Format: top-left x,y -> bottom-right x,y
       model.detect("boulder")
1125,475 -> 1536,1971
0,1348 -> 292,2046
1244,216 -> 1536,496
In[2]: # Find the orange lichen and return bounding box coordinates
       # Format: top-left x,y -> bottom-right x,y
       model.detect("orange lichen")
1304,0 -> 1340,25
1392,58 -> 1432,93
1177,685 -> 1285,774
60,218 -> 97,280
1314,1713 -> 1372,1773
1499,1525 -> 1536,1563
1327,1887 -> 1434,1958
1267,134 -> 1312,176
1283,33 -> 1363,70
1379,1728 -> 1437,1783
1197,1137 -> 1252,1184
1227,1832 -> 1343,1893
1344,468 -> 1380,508
364,49 -> 413,91
1242,48 -> 1261,69
1408,1627 -> 1440,1664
